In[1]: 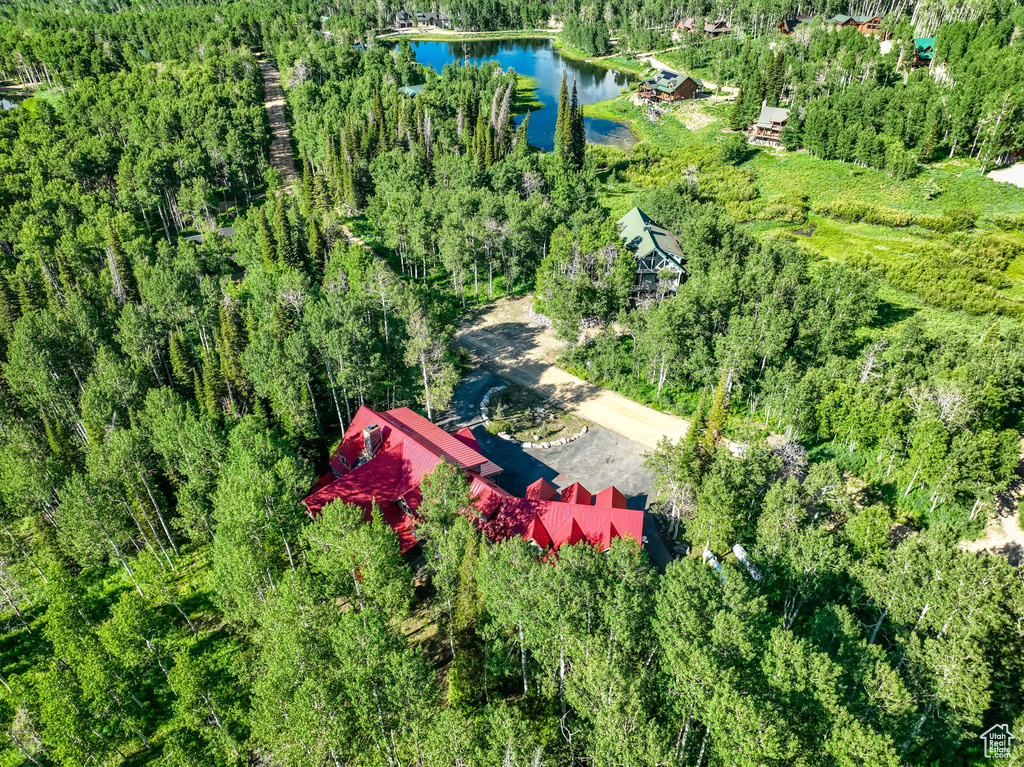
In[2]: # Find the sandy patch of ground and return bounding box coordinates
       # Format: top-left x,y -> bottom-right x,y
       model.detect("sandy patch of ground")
988,163 -> 1024,189
960,439 -> 1024,566
456,297 -> 693,450
670,101 -> 721,130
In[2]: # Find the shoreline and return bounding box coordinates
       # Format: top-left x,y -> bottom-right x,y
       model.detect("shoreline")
380,30 -> 649,79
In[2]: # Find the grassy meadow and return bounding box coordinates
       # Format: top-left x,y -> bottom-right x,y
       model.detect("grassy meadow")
585,93 -> 1024,323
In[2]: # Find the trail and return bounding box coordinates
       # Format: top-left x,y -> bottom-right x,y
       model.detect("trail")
257,58 -> 299,187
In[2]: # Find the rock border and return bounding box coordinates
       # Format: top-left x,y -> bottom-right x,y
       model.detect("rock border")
478,384 -> 589,450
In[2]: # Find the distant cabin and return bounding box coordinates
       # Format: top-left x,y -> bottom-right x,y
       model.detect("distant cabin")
678,17 -> 733,36
913,37 -> 935,66
396,9 -> 414,28
703,19 -> 733,37
617,207 -> 686,294
825,14 -> 884,36
414,11 -> 451,28
638,70 -> 703,103
778,16 -> 811,34
399,84 -> 425,97
747,102 -> 790,147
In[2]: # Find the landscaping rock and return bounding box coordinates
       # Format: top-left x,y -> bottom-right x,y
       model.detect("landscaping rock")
541,442 -> 550,449
559,437 -> 567,444
580,426 -> 587,434
522,442 -> 532,449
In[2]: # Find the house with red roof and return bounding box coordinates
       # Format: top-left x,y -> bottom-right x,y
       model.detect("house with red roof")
303,405 -> 645,555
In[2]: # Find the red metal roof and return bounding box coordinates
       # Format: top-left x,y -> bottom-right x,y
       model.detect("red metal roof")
453,427 -> 480,450
526,516 -> 551,548
309,471 -> 338,495
304,405 -> 641,557
468,471 -> 512,518
560,482 -> 592,506
595,486 -> 627,509
526,478 -> 558,501
384,407 -> 494,471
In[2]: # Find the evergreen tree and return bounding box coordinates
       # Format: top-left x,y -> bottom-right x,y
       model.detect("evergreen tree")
569,79 -> 586,171
168,331 -> 196,398
257,206 -> 277,267
554,70 -> 570,159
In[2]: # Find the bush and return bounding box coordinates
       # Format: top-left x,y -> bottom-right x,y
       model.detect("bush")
917,208 -> 976,233
816,201 -> 916,228
990,213 -> 1024,231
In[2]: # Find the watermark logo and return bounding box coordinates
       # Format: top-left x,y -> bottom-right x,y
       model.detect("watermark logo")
980,724 -> 1015,759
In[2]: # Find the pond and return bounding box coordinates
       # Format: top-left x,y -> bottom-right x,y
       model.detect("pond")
406,38 -> 637,152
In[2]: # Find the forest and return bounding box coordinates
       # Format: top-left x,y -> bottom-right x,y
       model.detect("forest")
0,0 -> 1023,765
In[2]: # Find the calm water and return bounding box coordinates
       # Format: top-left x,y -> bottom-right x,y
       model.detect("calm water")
407,39 -> 636,152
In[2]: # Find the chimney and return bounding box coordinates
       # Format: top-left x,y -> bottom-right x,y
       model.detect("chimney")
362,424 -> 382,457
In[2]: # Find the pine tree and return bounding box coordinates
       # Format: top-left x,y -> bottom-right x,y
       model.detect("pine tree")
217,298 -> 250,411
257,207 -> 277,267
703,373 -> 730,452
569,79 -> 586,170
307,216 -> 324,277
448,529 -> 485,712
299,149 -> 314,213
730,87 -> 747,130
271,300 -> 294,339
554,70 -> 570,157
274,200 -> 293,266
169,331 -> 196,397
200,348 -> 226,417
288,203 -> 306,271
0,270 -> 20,342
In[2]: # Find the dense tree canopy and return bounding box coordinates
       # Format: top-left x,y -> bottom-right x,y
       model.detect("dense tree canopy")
0,0 -> 1021,765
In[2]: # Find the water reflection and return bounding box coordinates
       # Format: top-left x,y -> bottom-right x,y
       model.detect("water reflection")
406,39 -> 636,152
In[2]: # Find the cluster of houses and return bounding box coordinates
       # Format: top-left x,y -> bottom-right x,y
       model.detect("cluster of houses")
395,9 -> 452,29
778,13 -> 887,36
675,17 -> 734,37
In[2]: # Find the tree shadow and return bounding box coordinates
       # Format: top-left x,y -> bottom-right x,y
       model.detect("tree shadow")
870,300 -> 916,330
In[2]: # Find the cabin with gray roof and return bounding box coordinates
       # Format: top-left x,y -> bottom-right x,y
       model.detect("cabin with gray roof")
825,14 -> 884,35
638,70 -> 703,103
617,207 -> 686,294
747,102 -> 790,146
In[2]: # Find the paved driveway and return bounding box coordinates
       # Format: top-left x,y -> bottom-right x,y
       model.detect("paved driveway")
438,370 -> 671,571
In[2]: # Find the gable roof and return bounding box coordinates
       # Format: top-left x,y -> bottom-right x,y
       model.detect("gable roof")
487,497 -> 644,552
303,405 -> 644,556
595,485 -> 627,509
779,17 -> 811,32
526,478 -> 558,501
560,482 -> 592,505
617,207 -> 686,266
915,37 -> 935,59
755,103 -> 790,128
336,405 -> 498,477
640,70 -> 702,94
825,14 -> 878,24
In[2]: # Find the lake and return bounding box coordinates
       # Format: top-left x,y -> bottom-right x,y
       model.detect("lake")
406,38 -> 637,152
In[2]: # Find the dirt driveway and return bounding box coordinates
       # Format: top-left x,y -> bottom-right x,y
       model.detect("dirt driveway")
258,58 -> 299,186
455,298 -> 691,451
